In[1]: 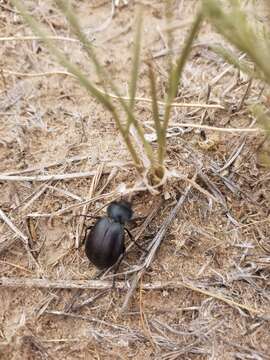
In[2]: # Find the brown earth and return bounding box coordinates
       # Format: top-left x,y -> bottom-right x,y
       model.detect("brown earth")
0,1 -> 270,359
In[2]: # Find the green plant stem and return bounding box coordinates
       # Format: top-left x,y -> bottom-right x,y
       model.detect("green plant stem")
148,62 -> 162,165
55,0 -> 108,95
165,0 -> 174,73
159,11 -> 203,165
55,0 -> 155,168
203,0 -> 270,83
11,0 -> 142,167
129,7 -> 143,112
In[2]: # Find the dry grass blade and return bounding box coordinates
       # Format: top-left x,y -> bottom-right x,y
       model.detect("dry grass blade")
0,35 -> 80,42
144,180 -> 195,269
0,277 -> 266,317
75,164 -> 104,248
0,171 -> 102,182
139,276 -> 156,349
121,177 -> 195,312
0,208 -> 28,244
0,209 -> 42,273
2,154 -> 93,176
2,1 -> 270,357
130,121 -> 260,134
210,45 -> 254,78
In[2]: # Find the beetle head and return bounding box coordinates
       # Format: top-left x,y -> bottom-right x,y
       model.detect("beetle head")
107,200 -> 133,224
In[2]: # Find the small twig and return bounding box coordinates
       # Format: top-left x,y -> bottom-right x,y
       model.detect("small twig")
139,276 -> 156,349
0,3 -> 19,13
0,209 -> 42,273
0,208 -> 28,244
0,171 -> 103,182
0,277 -> 265,316
154,122 -> 261,134
0,260 -> 34,274
225,217 -> 270,233
213,118 -> 257,174
134,199 -> 163,242
75,163 -> 104,248
3,154 -> 93,175
4,157 -> 128,176
72,290 -> 109,311
210,53 -> 246,86
2,70 -> 73,78
198,172 -> 227,207
27,185 -> 161,220
19,183 -> 49,213
200,84 -> 211,125
2,66 -> 224,110
0,35 -> 80,42
96,88 -> 225,109
121,177 -> 195,312
215,138 -> 246,174
183,176 -> 221,204
46,185 -> 83,202
144,182 -> 194,269
27,190 -> 118,218
237,78 -> 252,111
43,310 -> 145,335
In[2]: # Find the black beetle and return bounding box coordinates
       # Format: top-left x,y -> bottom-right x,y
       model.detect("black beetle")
85,200 -> 143,270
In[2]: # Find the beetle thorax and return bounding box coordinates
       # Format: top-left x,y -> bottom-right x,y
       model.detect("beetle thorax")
107,201 -> 133,224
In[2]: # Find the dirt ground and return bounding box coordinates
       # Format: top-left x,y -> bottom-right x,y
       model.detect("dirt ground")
0,1 -> 270,359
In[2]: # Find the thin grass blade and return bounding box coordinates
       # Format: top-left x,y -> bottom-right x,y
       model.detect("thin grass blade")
55,0 -> 154,166
148,62 -> 162,163
129,8 -> 143,111
11,0 -> 142,167
159,11 -> 203,166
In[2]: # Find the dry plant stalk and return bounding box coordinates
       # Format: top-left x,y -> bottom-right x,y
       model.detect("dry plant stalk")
202,0 -> 270,164
10,0 -> 203,185
0,276 -> 264,317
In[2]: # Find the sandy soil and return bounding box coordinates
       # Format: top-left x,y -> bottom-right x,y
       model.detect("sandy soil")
0,1 -> 270,359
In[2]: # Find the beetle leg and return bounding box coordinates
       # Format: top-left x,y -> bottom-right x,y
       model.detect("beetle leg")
124,227 -> 146,252
111,252 -> 125,289
81,225 -> 93,245
130,215 -> 146,223
128,215 -> 147,230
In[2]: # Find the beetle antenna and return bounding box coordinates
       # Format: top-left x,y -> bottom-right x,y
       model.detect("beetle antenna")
124,227 -> 147,253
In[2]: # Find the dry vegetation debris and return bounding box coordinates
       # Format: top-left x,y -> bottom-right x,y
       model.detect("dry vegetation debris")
0,1 -> 270,359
